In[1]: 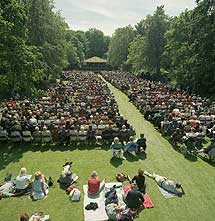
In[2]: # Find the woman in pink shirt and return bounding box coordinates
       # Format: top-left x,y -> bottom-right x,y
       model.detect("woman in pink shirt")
87,171 -> 105,195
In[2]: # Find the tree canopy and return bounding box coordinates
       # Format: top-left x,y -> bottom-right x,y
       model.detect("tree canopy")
0,0 -> 214,98
108,25 -> 135,69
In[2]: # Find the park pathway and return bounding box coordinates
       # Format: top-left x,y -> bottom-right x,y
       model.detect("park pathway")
101,76 -> 215,221
102,76 -> 185,173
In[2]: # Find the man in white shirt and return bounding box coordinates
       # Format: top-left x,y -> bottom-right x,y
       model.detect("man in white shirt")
144,171 -> 184,196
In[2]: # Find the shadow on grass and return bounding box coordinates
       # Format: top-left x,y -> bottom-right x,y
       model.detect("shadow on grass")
198,155 -> 215,167
0,141 -> 110,171
160,135 -> 199,162
110,158 -> 123,167
183,152 -> 198,162
125,152 -> 147,162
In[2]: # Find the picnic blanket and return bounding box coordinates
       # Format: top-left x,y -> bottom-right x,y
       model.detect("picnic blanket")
83,182 -> 123,221
157,185 -> 177,198
123,185 -> 154,209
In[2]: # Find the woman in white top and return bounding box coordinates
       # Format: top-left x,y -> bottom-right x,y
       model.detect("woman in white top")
14,168 -> 32,196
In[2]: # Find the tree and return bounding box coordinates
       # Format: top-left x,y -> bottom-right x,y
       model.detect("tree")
108,25 -> 135,69
127,6 -> 169,77
164,0 -> 215,96
126,35 -> 146,72
0,0 -> 40,97
85,28 -> 107,58
26,0 -> 68,83
164,10 -> 194,88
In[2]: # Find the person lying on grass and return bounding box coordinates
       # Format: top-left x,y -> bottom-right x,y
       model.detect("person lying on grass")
0,172 -> 15,199
144,171 -> 185,196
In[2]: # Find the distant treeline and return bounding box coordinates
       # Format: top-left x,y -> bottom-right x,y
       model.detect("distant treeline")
108,0 -> 215,97
0,0 -> 214,98
0,0 -> 110,99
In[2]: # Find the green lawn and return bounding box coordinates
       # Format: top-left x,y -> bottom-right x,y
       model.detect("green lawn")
0,83 -> 215,221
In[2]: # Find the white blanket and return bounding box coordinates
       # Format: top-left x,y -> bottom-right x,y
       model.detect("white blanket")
83,182 -> 123,221
157,185 -> 177,198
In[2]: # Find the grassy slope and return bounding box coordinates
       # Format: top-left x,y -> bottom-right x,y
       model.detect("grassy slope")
0,82 -> 215,221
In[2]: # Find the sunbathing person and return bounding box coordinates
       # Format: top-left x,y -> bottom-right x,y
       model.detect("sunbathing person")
131,169 -> 146,193
144,171 -> 185,196
0,172 -> 15,199
87,171 -> 105,196
31,171 -> 48,200
57,162 -> 78,189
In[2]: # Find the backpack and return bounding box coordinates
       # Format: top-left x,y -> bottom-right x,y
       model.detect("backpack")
48,177 -> 54,187
66,184 -> 76,194
69,188 -> 81,201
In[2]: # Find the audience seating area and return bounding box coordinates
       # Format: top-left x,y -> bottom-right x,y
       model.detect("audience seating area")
102,71 -> 215,150
0,72 -> 135,145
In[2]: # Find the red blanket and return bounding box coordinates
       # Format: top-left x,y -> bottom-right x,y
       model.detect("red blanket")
123,185 -> 154,209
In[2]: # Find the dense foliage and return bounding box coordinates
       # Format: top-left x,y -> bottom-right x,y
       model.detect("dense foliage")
108,1 -> 214,96
165,0 -> 215,96
107,25 -> 135,69
0,0 -> 109,99
0,0 -> 214,98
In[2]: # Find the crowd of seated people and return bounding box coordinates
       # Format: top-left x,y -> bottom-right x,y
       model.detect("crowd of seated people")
102,71 -> 215,151
0,72 -> 135,146
110,134 -> 147,160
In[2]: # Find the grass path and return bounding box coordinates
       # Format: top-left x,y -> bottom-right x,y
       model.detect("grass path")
105,79 -> 215,221
0,81 -> 215,220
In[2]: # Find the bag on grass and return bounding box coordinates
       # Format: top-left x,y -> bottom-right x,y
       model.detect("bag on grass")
116,173 -> 127,182
48,177 -> 54,187
69,188 -> 81,201
66,184 -> 76,194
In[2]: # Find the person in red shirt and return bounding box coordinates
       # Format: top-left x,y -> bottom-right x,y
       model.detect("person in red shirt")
87,171 -> 105,195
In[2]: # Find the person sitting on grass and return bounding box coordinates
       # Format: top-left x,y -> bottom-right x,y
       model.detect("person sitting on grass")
125,183 -> 144,210
197,138 -> 215,162
144,171 -> 185,196
131,168 -> 146,194
87,171 -> 105,196
136,134 -> 147,153
31,171 -> 48,201
124,136 -> 138,154
110,137 -> 126,160
13,168 -> 32,196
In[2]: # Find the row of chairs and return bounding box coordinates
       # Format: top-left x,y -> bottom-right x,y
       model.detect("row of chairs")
0,130 -> 136,144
